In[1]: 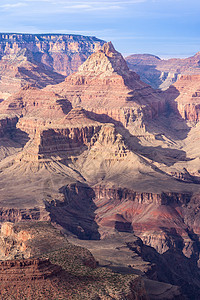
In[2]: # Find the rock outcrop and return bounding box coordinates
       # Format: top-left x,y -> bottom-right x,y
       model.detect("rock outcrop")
0,40 -> 199,299
0,115 -> 18,137
0,33 -> 105,74
0,49 -> 65,94
0,258 -> 62,281
46,42 -> 166,128
126,52 -> 200,90
47,183 -> 198,258
164,75 -> 200,122
0,33 -> 105,97
0,221 -> 148,300
0,86 -> 72,120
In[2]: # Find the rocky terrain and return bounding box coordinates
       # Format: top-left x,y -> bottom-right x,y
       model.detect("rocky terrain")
0,40 -> 199,298
126,52 -> 200,90
0,33 -> 105,75
164,75 -> 200,122
0,33 -> 105,97
0,221 -> 148,300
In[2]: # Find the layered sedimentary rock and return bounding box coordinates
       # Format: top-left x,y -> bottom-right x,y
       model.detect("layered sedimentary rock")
0,33 -> 105,74
0,258 -> 62,281
0,221 -> 148,300
0,115 -> 18,137
47,183 -> 198,257
0,41 -> 199,298
164,75 -> 200,122
0,33 -> 105,97
0,49 -> 65,95
126,52 -> 200,90
46,42 -> 165,129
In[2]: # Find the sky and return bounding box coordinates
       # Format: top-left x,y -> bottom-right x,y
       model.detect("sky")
0,0 -> 199,58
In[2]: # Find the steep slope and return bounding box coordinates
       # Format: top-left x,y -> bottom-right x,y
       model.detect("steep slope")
46,42 -> 165,132
164,75 -> 200,122
0,33 -> 105,75
126,52 -> 200,90
0,221 -> 148,300
0,48 -> 65,95
0,33 -> 105,98
0,41 -> 199,298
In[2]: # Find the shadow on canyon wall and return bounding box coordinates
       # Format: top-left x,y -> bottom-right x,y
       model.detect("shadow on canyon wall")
87,87 -> 191,170
46,182 -> 100,240
127,238 -> 200,299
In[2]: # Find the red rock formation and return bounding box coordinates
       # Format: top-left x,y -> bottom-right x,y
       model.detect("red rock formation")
0,33 -> 105,76
0,34 -> 105,97
46,42 -> 166,127
164,75 -> 200,122
36,124 -> 101,160
0,51 -> 65,95
49,183 -> 197,259
92,186 -> 195,256
0,39 -> 198,298
0,115 -> 18,137
0,207 -> 50,223
0,86 -> 72,120
126,51 -> 200,90
0,258 -> 61,281
0,40 -> 199,272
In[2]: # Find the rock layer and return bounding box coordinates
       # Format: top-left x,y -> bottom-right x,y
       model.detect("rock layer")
0,33 -> 105,76
126,52 -> 200,90
0,258 -> 62,281
164,75 -> 200,122
0,222 -> 148,300
0,41 -> 199,299
46,42 -> 166,128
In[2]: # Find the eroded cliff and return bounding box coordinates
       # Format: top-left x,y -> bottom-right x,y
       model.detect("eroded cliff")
0,41 -> 199,298
126,52 -> 200,90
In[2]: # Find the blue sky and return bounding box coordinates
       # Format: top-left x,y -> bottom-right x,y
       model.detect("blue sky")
0,0 -> 199,58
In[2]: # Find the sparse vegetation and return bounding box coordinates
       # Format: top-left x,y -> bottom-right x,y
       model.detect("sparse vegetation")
0,221 -> 144,300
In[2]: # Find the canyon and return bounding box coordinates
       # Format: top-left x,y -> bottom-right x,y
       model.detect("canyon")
126,52 -> 200,90
0,33 -> 105,75
0,33 -> 105,97
0,221 -> 149,299
0,37 -> 199,298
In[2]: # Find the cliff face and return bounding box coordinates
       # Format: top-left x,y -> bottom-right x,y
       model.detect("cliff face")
47,183 -> 200,298
0,221 -> 148,300
0,258 -> 62,281
164,75 -> 200,122
0,33 -> 105,96
48,183 -> 197,258
0,33 -> 105,76
126,52 -> 200,90
46,42 -> 166,128
0,50 -> 65,94
0,115 -> 18,137
0,40 -> 199,298
0,86 -> 72,121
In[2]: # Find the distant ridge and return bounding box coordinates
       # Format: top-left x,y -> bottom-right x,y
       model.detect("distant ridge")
0,33 -> 106,76
126,52 -> 200,90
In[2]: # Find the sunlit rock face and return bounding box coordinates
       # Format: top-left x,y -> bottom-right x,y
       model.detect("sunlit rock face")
46,41 -> 166,130
0,40 -> 200,298
0,33 -> 105,75
164,75 -> 200,122
126,52 -> 200,90
0,33 -> 105,97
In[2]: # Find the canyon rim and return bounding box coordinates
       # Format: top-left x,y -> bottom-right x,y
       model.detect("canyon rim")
0,32 -> 199,299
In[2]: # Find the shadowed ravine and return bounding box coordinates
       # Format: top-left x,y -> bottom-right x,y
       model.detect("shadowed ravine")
0,40 -> 199,299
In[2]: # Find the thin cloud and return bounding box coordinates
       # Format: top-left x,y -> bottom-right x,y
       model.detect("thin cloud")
63,4 -> 121,12
23,0 -> 145,3
0,0 -> 147,14
0,2 -> 27,9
